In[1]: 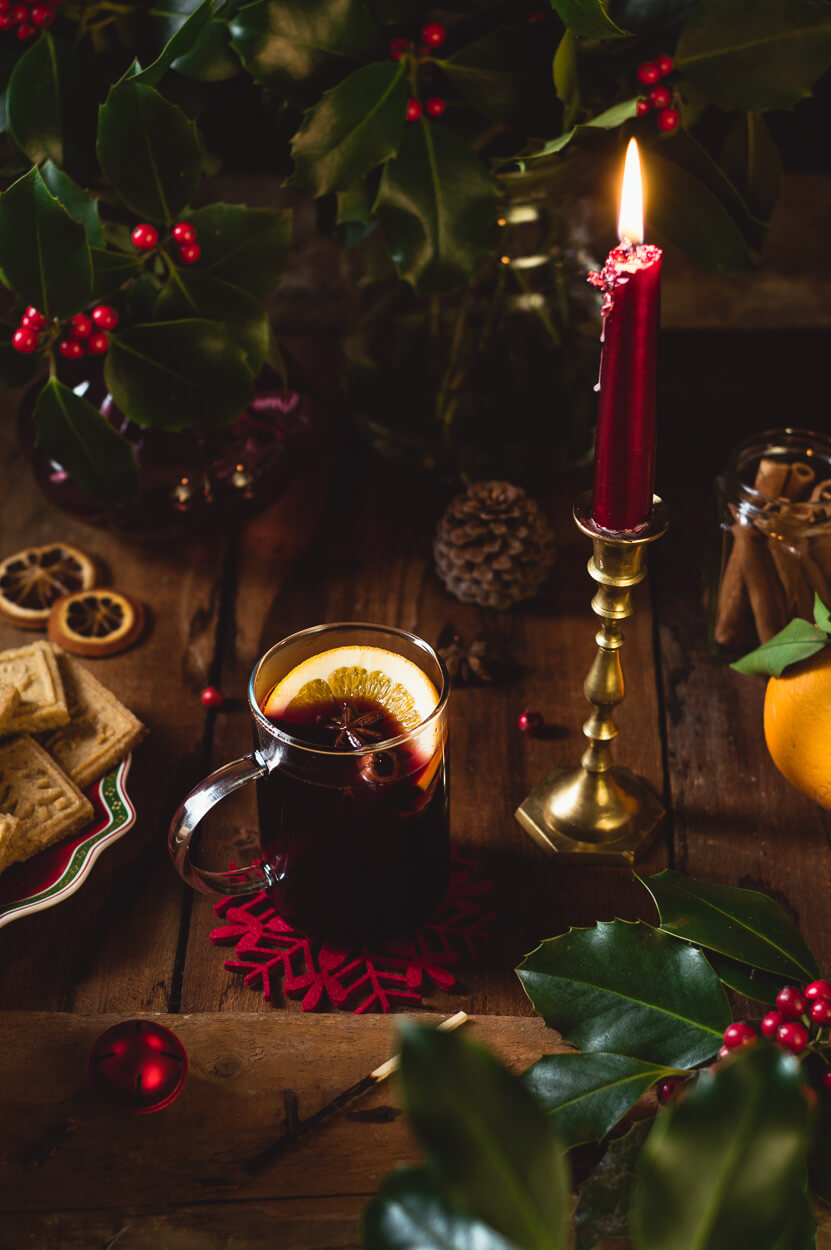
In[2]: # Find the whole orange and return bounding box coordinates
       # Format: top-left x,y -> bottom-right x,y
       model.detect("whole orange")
763,647 -> 831,810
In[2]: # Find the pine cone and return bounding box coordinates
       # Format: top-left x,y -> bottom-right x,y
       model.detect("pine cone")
433,481 -> 555,610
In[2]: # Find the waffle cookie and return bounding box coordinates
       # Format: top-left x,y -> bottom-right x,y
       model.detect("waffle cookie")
0,639 -> 69,735
0,683 -> 20,733
0,735 -> 93,873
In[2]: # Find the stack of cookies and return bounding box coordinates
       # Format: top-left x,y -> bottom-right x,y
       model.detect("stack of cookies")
0,640 -> 145,876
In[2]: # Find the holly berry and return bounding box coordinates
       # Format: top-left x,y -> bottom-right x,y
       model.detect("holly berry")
761,1010 -> 785,1038
10,4 -> 26,20
201,686 -> 224,709
31,3 -> 55,25
636,61 -> 659,85
723,1021 -> 756,1049
69,313 -> 92,340
17,20 -> 35,38
777,1021 -> 809,1054
21,306 -> 46,330
86,331 -> 109,355
823,1071 -> 831,1093
132,223 -> 159,250
0,14 -> 13,30
91,305 -> 118,331
518,710 -> 543,735
656,108 -> 680,132
172,221 -> 197,245
776,986 -> 807,1019
648,85 -> 671,110
654,53 -> 674,77
805,980 -> 831,1002
389,36 -> 409,60
425,96 -> 446,118
12,326 -> 38,354
178,242 -> 200,265
717,1046 -> 731,1060
811,999 -> 831,1025
421,21 -> 446,48
636,100 -> 650,116
58,337 -> 84,360
405,98 -> 422,122
656,1076 -> 683,1104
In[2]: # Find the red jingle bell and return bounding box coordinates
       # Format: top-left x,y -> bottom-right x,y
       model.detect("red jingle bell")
88,1019 -> 188,1114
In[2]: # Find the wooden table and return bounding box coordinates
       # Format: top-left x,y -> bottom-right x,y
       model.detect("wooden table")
1,329 -> 829,1247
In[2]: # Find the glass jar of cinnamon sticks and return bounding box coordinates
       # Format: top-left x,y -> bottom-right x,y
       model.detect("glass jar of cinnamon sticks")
713,429 -> 831,653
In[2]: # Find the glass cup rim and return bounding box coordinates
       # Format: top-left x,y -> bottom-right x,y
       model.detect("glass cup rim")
248,621 -> 450,757
720,426 -> 831,518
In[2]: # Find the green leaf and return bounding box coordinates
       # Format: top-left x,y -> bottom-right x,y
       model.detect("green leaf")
631,1044 -> 814,1250
229,0 -> 381,103
611,0 -> 702,33
676,0 -> 831,112
524,1052 -> 679,1149
363,1168 -> 519,1250
399,1024 -> 569,1250
40,161 -> 105,249
34,379 -> 138,504
134,0 -> 216,87
553,31 -> 579,131
183,203 -> 291,300
574,1120 -> 651,1250
526,97 -> 639,158
170,18 -> 241,82
90,248 -> 143,300
708,955 -> 781,1006
288,61 -> 406,197
814,594 -> 831,633
550,0 -> 628,38
730,616 -> 828,677
721,113 -> 782,227
642,148 -> 757,274
439,24 -> 560,130
7,33 -> 99,171
155,270 -> 270,373
0,167 -> 92,319
104,319 -> 254,430
374,120 -> 498,294
517,920 -> 730,1069
97,80 -> 202,224
808,1071 -> 831,1206
772,1182 -> 817,1250
638,869 -> 820,982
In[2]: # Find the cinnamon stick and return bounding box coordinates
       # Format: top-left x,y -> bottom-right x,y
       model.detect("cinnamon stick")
715,458 -> 789,647
809,480 -> 831,589
764,500 -> 814,620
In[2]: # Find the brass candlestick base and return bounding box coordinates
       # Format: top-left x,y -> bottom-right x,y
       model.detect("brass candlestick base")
516,491 -> 669,865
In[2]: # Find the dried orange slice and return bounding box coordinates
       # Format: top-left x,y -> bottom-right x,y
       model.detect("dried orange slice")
0,543 -> 97,629
48,589 -> 145,657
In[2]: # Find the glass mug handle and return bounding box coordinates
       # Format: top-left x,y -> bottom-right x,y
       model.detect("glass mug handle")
168,752 -> 277,897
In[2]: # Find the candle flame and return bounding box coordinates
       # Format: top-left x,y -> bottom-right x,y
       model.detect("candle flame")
618,138 -> 644,246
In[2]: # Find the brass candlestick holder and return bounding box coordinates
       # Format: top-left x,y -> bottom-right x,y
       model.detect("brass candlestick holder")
515,491 -> 669,865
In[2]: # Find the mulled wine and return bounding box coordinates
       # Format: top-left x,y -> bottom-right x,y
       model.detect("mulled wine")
257,690 -> 449,943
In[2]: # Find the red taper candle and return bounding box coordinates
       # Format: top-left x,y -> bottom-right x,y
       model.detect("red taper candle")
588,140 -> 662,532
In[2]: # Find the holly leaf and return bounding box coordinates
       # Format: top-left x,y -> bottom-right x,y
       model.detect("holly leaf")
707,955 -> 781,1006
229,0 -> 382,104
720,113 -> 782,227
183,203 -> 291,300
105,319 -> 254,429
6,32 -> 99,172
814,594 -> 831,634
97,80 -> 202,224
90,248 -> 143,300
374,119 -> 498,294
0,167 -> 92,319
34,379 -> 138,504
517,920 -> 730,1069
155,270 -> 270,373
399,1024 -> 569,1250
730,616 -> 828,677
610,0 -> 703,33
523,1052 -> 679,1149
638,869 -> 820,982
165,17 -> 241,83
553,31 -> 579,131
288,61 -> 406,197
439,24 -> 560,130
631,1044 -> 814,1250
363,1168 -> 520,1250
676,0 -> 831,112
525,97 -> 640,158
40,161 -> 105,249
550,0 -> 628,38
133,0 -> 216,87
573,1120 -> 651,1250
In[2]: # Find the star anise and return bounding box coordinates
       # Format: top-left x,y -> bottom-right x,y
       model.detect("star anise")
436,625 -> 504,685
326,702 -> 385,750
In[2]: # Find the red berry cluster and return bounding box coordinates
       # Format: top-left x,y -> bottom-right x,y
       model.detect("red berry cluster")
132,220 -> 200,265
718,980 -> 831,1089
635,55 -> 678,132
389,22 -> 447,122
11,303 -> 118,357
0,0 -> 60,40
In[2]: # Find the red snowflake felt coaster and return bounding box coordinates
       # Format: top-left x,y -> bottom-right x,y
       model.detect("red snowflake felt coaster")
210,851 -> 495,1013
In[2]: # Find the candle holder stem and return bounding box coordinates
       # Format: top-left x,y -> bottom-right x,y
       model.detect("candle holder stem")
515,492 -> 669,864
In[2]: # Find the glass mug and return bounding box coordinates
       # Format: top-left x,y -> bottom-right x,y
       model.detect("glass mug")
169,623 -> 450,944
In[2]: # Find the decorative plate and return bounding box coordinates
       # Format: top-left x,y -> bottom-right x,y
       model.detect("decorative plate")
0,755 -> 135,929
